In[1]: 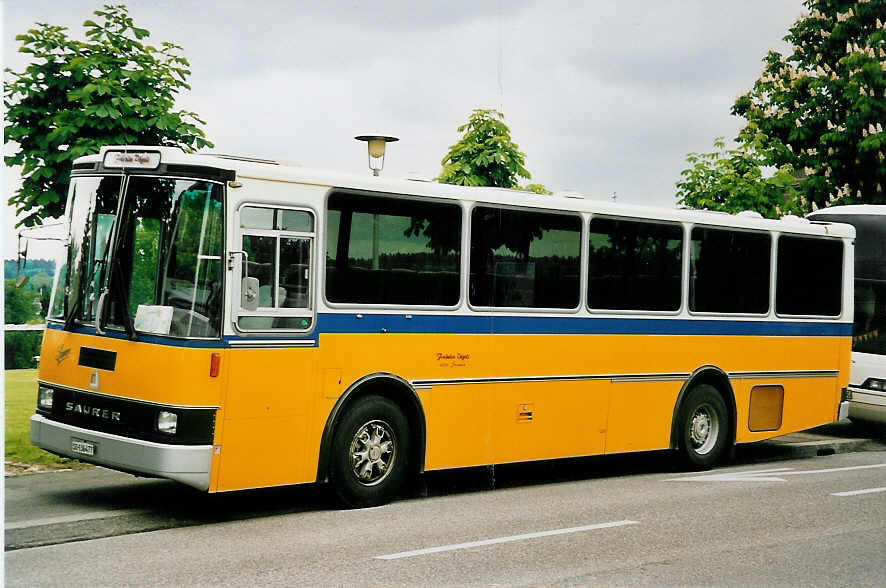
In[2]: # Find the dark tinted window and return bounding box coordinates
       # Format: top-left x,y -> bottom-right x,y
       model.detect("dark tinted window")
776,236 -> 842,316
470,207 -> 581,308
807,213 -> 884,281
325,193 -> 461,305
588,217 -> 682,311
853,280 -> 886,354
807,212 -> 881,346
690,227 -> 771,314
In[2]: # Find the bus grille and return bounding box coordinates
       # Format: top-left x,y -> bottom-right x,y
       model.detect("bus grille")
35,383 -> 216,445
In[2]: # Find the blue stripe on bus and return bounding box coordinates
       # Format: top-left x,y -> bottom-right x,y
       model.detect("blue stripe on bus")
47,314 -> 852,348
316,313 -> 853,337
45,322 -> 225,348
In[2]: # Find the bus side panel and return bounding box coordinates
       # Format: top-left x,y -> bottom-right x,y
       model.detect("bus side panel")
423,383 -> 493,469
732,335 -> 848,444
482,334 -> 609,463
215,347 -> 317,491
218,330 -> 850,490
487,380 -> 609,463
604,381 -> 682,454
314,334 -> 498,472
309,332 -> 592,473
732,376 -> 838,444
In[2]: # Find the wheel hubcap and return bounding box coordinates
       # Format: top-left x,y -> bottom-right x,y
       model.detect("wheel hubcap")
349,420 -> 396,486
689,404 -> 719,455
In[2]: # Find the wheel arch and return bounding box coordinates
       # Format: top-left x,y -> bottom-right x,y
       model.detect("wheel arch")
669,365 -> 737,451
317,372 -> 427,483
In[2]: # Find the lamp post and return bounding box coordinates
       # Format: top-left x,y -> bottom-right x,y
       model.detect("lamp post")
355,134 -> 399,176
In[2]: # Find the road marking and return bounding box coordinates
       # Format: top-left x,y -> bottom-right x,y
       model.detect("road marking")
667,467 -> 794,482
5,509 -> 147,530
667,463 -> 886,483
375,520 -> 639,560
832,486 -> 886,497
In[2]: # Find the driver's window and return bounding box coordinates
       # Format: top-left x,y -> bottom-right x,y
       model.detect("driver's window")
237,205 -> 314,331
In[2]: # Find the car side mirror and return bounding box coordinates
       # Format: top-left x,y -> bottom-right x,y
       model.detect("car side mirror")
241,277 -> 259,311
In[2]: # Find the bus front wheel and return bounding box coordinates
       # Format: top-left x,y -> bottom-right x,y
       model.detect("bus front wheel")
329,395 -> 411,508
676,384 -> 729,469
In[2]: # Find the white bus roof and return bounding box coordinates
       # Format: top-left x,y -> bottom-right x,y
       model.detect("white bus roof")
74,146 -> 856,239
809,204 -> 886,216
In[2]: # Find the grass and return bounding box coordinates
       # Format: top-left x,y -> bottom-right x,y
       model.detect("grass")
5,369 -> 78,468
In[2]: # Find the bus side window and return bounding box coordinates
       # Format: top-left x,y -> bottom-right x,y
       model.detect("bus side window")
690,227 -> 771,315
587,217 -> 682,312
325,192 -> 462,307
776,235 -> 843,317
469,206 -> 581,309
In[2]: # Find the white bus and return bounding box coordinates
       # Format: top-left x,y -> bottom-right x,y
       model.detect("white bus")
809,205 -> 886,426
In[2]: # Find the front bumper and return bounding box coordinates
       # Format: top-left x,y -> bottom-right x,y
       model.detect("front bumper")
30,414 -> 212,490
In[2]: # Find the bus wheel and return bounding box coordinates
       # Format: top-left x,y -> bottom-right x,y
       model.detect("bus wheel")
677,384 -> 729,469
329,395 -> 411,508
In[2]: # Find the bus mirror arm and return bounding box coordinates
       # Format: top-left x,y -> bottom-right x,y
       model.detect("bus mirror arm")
228,250 -> 248,272
229,250 -> 259,311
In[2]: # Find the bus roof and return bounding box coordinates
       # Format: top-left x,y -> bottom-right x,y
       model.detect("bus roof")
74,146 -> 855,238
808,204 -> 886,216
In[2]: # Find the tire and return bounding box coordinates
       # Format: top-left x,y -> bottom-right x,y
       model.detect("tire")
329,395 -> 411,508
676,384 -> 730,470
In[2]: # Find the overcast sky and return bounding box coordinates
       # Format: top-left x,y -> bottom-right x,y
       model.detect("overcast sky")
2,0 -> 803,259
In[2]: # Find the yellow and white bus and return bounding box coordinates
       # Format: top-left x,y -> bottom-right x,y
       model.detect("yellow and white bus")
32,146 -> 853,506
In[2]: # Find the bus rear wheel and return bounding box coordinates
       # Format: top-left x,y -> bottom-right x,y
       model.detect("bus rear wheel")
329,395 -> 411,508
676,384 -> 729,469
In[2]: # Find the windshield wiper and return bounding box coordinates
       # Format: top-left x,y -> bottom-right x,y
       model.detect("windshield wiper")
96,186 -> 138,341
62,228 -> 96,332
94,256 -> 137,340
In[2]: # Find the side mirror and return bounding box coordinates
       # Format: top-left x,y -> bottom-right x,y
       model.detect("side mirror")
241,277 -> 259,311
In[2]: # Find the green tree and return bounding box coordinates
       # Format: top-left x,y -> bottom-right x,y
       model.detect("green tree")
4,280 -> 42,325
731,0 -> 886,211
438,109 -> 535,189
4,4 -> 213,226
676,137 -> 806,218
4,280 -> 44,369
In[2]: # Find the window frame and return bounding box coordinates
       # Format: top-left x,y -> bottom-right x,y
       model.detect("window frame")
466,202 -> 584,314
233,202 -> 317,334
322,188 -> 465,311
585,214 -> 685,316
687,223 -> 773,318
773,232 -> 844,319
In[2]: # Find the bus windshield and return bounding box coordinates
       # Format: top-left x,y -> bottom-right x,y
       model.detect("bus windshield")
49,175 -> 224,338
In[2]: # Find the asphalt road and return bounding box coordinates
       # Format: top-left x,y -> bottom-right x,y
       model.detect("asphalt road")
6,444 -> 886,586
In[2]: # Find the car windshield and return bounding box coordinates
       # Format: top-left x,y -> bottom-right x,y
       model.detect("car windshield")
49,175 -> 224,338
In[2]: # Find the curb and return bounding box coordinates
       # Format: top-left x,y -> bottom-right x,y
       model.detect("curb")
736,421 -> 886,462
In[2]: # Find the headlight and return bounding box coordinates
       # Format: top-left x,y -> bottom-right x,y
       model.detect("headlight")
861,378 -> 886,392
157,411 -> 178,434
38,387 -> 54,410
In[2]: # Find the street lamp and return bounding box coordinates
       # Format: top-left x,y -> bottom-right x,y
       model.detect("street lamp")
355,134 -> 399,176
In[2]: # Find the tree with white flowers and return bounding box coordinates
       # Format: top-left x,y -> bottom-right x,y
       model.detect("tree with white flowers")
730,0 -> 886,211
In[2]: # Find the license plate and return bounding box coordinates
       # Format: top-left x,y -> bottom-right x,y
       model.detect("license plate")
71,439 -> 96,456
